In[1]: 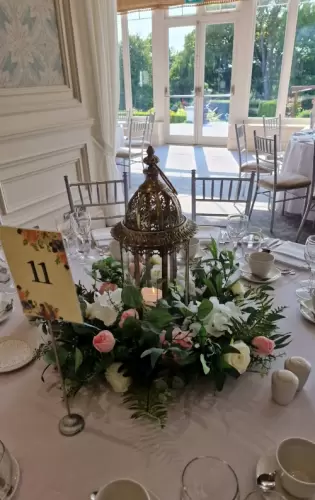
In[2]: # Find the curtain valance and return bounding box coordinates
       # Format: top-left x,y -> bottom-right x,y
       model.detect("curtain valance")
117,0 -> 239,14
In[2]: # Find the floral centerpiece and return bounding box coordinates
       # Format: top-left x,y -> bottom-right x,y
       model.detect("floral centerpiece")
39,240 -> 290,427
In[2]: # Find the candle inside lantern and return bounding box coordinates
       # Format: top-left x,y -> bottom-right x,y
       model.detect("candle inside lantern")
141,287 -> 162,306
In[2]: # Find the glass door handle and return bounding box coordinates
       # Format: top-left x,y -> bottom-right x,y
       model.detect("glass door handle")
231,84 -> 235,96
164,86 -> 169,97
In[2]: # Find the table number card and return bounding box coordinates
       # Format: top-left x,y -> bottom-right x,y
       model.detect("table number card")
0,227 -> 83,324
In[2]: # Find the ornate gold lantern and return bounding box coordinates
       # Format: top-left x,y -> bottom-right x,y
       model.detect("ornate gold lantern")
111,146 -> 197,302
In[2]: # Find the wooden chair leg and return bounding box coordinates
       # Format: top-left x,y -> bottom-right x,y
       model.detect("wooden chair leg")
282,190 -> 287,216
249,185 -> 258,220
296,187 -> 312,242
270,190 -> 277,234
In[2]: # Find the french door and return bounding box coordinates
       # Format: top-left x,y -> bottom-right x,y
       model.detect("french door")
166,19 -> 235,146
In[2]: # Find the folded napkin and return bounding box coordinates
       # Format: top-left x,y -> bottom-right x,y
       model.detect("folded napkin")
272,241 -> 308,269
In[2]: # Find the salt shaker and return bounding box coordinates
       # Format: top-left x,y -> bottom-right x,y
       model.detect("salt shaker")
284,356 -> 311,391
272,369 -> 299,406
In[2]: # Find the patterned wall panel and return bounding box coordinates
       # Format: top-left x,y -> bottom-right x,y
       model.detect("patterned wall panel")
0,0 -> 65,87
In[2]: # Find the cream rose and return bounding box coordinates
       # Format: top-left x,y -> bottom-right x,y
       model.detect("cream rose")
105,362 -> 132,393
224,340 -> 251,374
230,280 -> 245,296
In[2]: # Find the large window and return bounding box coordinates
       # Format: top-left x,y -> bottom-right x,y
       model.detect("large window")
117,15 -> 126,111
249,0 -> 288,118
128,11 -> 153,113
285,0 -> 315,118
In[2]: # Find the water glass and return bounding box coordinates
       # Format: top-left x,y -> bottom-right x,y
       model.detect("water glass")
296,235 -> 315,300
70,209 -> 92,261
0,441 -> 13,499
181,456 -> 240,500
226,214 -> 249,252
56,216 -> 78,258
241,227 -> 263,258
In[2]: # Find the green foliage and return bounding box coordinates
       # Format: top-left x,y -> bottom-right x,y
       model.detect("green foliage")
257,100 -> 277,118
206,108 -> 223,122
169,108 -> 187,123
121,284 -> 143,308
123,385 -> 172,428
297,109 -> 311,118
91,257 -> 123,287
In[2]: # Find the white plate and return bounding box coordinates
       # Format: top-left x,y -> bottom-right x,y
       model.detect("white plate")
241,264 -> 281,284
300,300 -> 315,324
256,451 -> 314,499
0,324 -> 42,373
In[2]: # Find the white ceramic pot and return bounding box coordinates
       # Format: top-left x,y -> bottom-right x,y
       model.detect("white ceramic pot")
276,438 -> 315,498
96,479 -> 150,500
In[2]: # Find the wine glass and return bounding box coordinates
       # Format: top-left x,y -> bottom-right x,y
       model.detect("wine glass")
181,456 -> 240,500
296,235 -> 315,300
244,492 -> 285,500
56,216 -> 78,259
70,209 -> 93,262
226,214 -> 249,254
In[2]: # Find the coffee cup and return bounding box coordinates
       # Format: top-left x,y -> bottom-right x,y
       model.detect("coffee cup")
180,238 -> 200,260
95,479 -> 150,500
245,251 -> 274,279
276,438 -> 315,498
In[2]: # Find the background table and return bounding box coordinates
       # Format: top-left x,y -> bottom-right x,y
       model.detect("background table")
279,134 -> 315,220
1,259 -> 315,500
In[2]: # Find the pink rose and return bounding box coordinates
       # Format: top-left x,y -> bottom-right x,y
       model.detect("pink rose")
128,262 -> 144,278
93,330 -> 116,353
99,282 -> 118,295
119,309 -> 139,328
171,327 -> 193,349
252,336 -> 275,356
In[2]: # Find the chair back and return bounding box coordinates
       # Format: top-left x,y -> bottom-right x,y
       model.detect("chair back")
64,173 -> 129,224
263,114 -> 282,150
118,109 -> 131,123
235,122 -> 248,168
126,117 -> 148,151
191,170 -> 255,223
254,132 -> 277,183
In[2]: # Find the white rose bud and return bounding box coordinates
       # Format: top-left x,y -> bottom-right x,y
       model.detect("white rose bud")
105,362 -> 132,393
230,281 -> 245,296
224,340 -> 251,374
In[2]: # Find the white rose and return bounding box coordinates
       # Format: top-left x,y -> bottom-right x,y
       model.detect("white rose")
151,265 -> 162,282
97,288 -> 122,308
230,280 -> 245,296
177,271 -> 196,296
224,340 -> 251,374
203,298 -> 243,337
105,362 -> 132,393
89,303 -> 118,326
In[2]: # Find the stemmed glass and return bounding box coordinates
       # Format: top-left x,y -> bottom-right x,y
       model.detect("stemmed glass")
241,227 -> 263,260
56,215 -> 78,260
296,235 -> 315,300
181,456 -> 240,500
70,209 -> 94,262
226,214 -> 249,255
0,440 -> 13,499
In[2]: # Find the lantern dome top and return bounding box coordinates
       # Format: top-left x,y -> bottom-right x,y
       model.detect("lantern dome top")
111,146 -> 196,251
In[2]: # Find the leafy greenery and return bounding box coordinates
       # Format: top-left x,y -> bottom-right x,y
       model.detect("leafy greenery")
38,240 -> 290,427
91,257 -> 123,287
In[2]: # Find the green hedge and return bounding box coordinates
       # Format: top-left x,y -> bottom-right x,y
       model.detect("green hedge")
257,100 -> 277,117
170,108 -> 187,123
297,109 -> 311,118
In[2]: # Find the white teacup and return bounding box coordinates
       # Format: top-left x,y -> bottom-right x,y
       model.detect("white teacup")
276,438 -> 315,498
180,238 -> 200,260
96,479 -> 150,500
245,251 -> 274,279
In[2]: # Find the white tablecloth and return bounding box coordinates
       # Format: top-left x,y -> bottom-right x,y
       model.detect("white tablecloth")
279,133 -> 315,219
1,251 -> 315,500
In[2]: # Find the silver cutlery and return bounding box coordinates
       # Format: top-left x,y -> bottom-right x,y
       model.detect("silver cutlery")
90,491 -> 98,500
256,471 -> 277,493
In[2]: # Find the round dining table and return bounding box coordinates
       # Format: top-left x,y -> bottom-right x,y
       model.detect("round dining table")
1,249 -> 315,500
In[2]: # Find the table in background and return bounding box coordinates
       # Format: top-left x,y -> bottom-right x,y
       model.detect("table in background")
278,132 -> 315,220
1,257 -> 315,500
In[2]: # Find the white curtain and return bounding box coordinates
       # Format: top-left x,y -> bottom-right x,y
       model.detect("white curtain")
86,0 -> 124,223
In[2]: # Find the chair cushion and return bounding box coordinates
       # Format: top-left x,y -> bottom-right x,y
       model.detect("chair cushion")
258,173 -> 311,190
116,147 -> 143,159
240,159 -> 273,173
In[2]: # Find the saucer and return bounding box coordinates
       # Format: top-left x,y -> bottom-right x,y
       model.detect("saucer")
241,264 -> 281,284
0,324 -> 41,373
7,453 -> 20,500
256,451 -> 315,499
300,299 -> 315,324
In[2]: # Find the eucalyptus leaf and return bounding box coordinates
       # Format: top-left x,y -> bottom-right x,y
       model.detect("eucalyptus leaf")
146,308 -> 173,329
198,299 -> 213,320
44,345 -> 68,367
204,278 -> 217,297
75,348 -> 83,372
122,284 -> 143,308
141,347 -> 163,368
